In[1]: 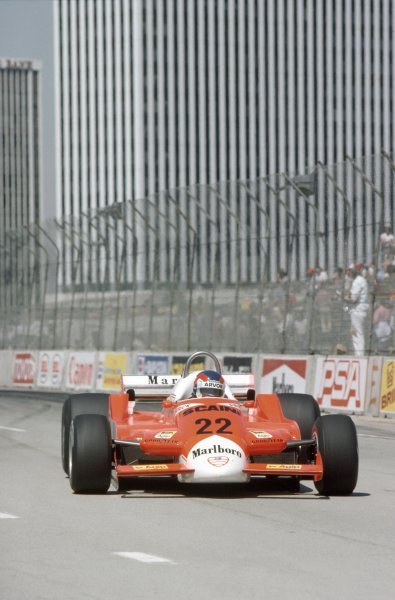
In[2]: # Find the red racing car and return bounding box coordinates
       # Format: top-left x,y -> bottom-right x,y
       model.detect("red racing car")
61,351 -> 358,495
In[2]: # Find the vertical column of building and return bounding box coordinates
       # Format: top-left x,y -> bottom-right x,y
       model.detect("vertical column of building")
381,0 -> 392,224
216,0 -> 227,283
206,0 -> 217,285
276,0 -> 288,274
256,1 -> 269,282
166,0 -> 177,283
237,0 -> 247,282
286,1 -> 297,278
132,0 -> 147,283
267,0 -> 278,280
324,1 -> 336,269
175,0 -> 188,284
246,0 -> 257,282
121,0 -> 133,283
227,0 -> 238,284
352,0 -> 364,263
196,0 -> 207,283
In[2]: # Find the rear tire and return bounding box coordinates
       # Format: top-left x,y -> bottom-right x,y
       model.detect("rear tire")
69,414 -> 112,493
61,393 -> 109,474
278,393 -> 320,462
313,415 -> 358,496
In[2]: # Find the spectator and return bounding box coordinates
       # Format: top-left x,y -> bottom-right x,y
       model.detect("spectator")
272,269 -> 288,303
306,267 -> 316,294
344,263 -> 369,357
380,225 -> 394,247
314,281 -> 332,336
315,266 -> 328,283
380,225 -> 395,265
333,267 -> 345,298
372,300 -> 393,353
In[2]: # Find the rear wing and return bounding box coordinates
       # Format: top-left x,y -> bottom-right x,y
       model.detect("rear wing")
121,373 -> 254,400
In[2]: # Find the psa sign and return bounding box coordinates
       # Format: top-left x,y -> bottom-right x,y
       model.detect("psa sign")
314,357 -> 367,413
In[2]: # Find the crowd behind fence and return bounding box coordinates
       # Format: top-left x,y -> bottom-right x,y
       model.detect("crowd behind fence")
0,153 -> 394,356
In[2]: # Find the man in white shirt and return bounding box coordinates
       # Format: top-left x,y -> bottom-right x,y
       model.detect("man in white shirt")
345,263 -> 369,357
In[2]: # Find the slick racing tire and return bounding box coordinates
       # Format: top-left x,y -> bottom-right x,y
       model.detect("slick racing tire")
278,393 -> 320,462
313,414 -> 358,496
69,414 -> 112,494
62,393 -> 109,475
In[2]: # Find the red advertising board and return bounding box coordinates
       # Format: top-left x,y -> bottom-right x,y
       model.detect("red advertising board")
313,357 -> 367,413
13,352 -> 36,385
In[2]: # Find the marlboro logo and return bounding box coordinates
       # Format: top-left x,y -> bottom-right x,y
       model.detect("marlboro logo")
208,456 -> 229,467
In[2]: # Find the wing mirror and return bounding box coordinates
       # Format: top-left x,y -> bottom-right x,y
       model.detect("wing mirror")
244,400 -> 255,409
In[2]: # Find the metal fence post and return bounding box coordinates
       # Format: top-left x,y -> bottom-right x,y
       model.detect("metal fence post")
167,193 -> 197,352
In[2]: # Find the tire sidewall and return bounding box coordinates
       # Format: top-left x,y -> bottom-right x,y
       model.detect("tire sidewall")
61,393 -> 109,475
314,414 -> 358,495
69,413 -> 112,493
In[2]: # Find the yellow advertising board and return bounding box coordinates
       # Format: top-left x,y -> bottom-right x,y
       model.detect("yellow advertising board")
380,359 -> 395,413
96,352 -> 128,391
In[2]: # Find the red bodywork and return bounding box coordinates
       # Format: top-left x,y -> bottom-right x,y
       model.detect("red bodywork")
108,392 -> 323,482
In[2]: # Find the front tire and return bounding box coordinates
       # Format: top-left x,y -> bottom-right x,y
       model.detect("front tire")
69,414 -> 112,493
313,415 -> 358,496
62,393 -> 109,474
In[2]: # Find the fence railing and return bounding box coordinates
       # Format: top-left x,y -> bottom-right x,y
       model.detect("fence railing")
0,153 -> 394,355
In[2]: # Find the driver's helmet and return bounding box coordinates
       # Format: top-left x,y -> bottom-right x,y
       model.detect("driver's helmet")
192,370 -> 225,398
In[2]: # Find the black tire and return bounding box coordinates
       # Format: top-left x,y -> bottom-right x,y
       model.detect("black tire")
278,393 -> 321,439
61,393 -> 109,474
69,414 -> 112,493
278,393 -> 320,462
313,414 -> 358,496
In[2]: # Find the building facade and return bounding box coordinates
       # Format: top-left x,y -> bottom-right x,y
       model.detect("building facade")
0,57 -> 42,308
54,0 -> 395,283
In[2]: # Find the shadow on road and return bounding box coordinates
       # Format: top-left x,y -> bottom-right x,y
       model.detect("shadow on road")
117,477 -> 333,499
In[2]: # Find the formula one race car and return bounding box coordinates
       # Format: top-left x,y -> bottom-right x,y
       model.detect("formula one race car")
61,351 -> 358,496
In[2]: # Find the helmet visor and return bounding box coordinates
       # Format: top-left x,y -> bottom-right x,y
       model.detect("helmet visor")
197,386 -> 224,398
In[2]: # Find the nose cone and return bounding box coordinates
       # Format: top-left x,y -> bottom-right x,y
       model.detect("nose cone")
179,435 -> 248,483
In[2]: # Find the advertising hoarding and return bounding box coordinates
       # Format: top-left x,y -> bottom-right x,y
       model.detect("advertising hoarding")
314,357 -> 367,413
66,352 -> 96,390
96,353 -> 128,391
137,354 -> 170,375
36,351 -> 64,388
259,357 -> 308,393
380,358 -> 395,414
12,352 -> 36,386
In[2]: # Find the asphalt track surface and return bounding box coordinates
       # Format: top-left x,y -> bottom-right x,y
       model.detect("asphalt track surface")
0,391 -> 394,600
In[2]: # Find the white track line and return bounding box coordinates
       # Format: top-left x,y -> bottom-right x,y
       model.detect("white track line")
0,425 -> 26,433
0,513 -> 19,519
114,552 -> 175,564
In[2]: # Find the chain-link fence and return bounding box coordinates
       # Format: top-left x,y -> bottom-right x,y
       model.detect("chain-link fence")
0,153 -> 394,355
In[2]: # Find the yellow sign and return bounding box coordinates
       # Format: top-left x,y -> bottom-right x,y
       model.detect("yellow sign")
266,464 -> 302,470
171,356 -> 204,375
132,464 -> 169,471
380,360 -> 395,413
99,353 -> 128,390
